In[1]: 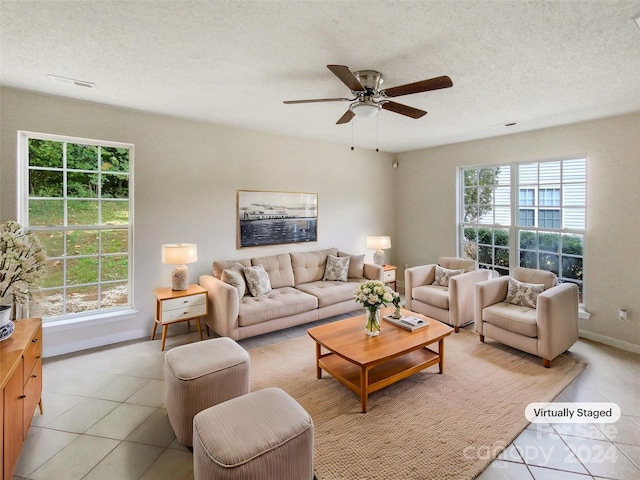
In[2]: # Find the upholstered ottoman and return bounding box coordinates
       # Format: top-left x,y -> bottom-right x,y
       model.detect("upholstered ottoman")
193,387 -> 314,480
164,337 -> 250,446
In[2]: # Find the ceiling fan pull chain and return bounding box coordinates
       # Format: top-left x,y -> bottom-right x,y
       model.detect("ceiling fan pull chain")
351,119 -> 354,151
376,114 -> 379,152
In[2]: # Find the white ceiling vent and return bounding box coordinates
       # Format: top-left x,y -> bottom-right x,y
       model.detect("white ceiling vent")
48,74 -> 96,89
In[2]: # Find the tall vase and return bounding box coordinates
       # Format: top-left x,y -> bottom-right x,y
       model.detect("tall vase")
0,304 -> 15,342
365,308 -> 381,336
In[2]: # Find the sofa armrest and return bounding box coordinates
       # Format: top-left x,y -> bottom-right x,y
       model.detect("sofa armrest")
404,264 -> 436,310
199,274 -> 240,340
536,283 -> 579,361
449,269 -> 491,327
474,276 -> 509,334
363,263 -> 384,281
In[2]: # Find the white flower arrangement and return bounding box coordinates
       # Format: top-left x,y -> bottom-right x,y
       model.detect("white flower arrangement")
354,280 -> 397,311
0,221 -> 47,305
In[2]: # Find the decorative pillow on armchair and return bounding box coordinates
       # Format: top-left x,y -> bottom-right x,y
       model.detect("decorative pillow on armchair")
433,265 -> 464,287
505,277 -> 545,309
323,255 -> 350,282
244,264 -> 272,297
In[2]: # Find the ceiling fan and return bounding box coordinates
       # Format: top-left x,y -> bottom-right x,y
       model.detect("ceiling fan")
284,65 -> 453,124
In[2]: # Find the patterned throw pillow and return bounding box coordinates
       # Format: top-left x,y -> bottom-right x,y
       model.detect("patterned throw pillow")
323,255 -> 350,282
433,265 -> 464,287
221,266 -> 246,298
244,264 -> 272,297
505,277 -> 545,309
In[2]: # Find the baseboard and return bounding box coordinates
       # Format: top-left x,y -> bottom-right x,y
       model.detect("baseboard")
579,329 -> 640,355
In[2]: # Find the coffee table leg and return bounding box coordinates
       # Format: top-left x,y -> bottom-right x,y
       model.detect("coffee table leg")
315,342 -> 322,379
438,338 -> 445,374
361,367 -> 368,413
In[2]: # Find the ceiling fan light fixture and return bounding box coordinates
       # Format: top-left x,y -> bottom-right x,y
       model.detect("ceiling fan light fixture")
350,101 -> 380,117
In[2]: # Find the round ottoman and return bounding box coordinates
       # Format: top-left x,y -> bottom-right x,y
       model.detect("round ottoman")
164,337 -> 250,446
193,387 -> 314,480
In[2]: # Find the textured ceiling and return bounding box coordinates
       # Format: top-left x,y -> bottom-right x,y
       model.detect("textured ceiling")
1,0 -> 640,153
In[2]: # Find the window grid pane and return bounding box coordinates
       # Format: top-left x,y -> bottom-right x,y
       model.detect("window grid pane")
22,133 -> 133,321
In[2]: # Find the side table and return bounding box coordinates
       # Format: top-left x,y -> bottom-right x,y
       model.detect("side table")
153,284 -> 207,351
382,264 -> 397,291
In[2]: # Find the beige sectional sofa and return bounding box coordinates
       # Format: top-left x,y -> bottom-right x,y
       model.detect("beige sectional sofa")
199,248 -> 384,340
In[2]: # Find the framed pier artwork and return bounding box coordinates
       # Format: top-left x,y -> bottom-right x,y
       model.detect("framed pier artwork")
237,190 -> 318,248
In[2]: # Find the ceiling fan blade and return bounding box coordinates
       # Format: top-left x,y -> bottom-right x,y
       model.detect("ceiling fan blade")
381,75 -> 453,98
336,109 -> 355,124
284,97 -> 352,104
381,101 -> 427,119
327,65 -> 365,92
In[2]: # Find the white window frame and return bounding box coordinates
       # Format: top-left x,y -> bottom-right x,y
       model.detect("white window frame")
458,156 -> 586,306
17,131 -> 135,323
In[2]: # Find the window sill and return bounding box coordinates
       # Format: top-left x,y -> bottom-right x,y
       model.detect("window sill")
579,309 -> 591,320
43,309 -> 138,333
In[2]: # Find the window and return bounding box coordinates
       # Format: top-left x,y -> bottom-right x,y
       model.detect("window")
460,157 -> 586,302
18,132 -> 134,321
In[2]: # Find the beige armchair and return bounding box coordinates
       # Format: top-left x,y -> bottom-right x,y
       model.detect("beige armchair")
405,257 -> 490,332
474,267 -> 579,368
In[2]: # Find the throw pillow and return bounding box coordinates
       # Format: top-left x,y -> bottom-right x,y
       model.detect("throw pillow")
323,255 -> 350,282
505,277 -> 545,309
244,264 -> 272,297
338,251 -> 365,278
433,265 -> 464,287
221,267 -> 246,298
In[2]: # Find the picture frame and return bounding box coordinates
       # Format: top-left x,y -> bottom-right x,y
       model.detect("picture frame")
237,190 -> 318,248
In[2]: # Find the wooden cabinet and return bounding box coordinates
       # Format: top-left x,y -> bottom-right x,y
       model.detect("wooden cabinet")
152,285 -> 207,351
1,317 -> 42,480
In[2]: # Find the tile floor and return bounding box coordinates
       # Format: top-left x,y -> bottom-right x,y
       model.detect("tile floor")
12,313 -> 640,480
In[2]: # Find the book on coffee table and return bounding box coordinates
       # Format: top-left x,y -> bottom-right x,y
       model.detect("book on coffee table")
383,314 -> 429,332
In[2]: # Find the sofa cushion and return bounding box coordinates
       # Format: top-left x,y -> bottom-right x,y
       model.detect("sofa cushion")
323,255 -> 349,282
238,287 -> 318,326
338,251 -> 365,279
505,277 -> 544,309
244,264 -> 272,297
296,280 -> 360,308
483,302 -> 538,337
291,248 -> 338,285
221,266 -> 246,298
433,265 -> 464,287
213,258 -> 251,279
251,254 -> 295,289
412,284 -> 449,310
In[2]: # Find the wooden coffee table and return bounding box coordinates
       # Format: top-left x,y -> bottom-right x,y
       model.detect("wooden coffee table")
307,308 -> 453,412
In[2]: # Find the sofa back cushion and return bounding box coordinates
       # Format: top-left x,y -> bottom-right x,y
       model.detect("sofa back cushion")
338,251 -> 365,279
511,267 -> 557,290
291,248 -> 338,285
251,254 -> 294,289
213,258 -> 252,279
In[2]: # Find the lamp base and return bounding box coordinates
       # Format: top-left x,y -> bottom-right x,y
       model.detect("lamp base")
171,265 -> 189,290
373,250 -> 385,266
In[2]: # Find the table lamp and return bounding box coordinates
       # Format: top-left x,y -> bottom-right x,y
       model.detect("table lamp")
162,243 -> 198,290
366,236 -> 391,265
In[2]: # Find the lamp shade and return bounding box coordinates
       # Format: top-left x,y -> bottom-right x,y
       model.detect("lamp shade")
366,236 -> 391,250
162,243 -> 198,265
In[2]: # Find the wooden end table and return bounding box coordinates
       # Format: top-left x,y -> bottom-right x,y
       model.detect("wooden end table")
307,307 -> 453,412
152,284 -> 207,351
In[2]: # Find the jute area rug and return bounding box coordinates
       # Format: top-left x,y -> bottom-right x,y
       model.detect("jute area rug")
249,328 -> 586,480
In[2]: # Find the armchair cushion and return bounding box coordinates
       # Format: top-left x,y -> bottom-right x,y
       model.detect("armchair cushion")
505,277 -> 545,309
412,284 -> 449,310
433,265 -> 464,287
483,302 -> 538,337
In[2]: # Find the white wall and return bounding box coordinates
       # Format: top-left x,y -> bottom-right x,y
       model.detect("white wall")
395,113 -> 640,353
0,87 -> 397,356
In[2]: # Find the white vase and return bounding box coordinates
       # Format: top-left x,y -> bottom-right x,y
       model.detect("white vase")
0,304 -> 15,342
